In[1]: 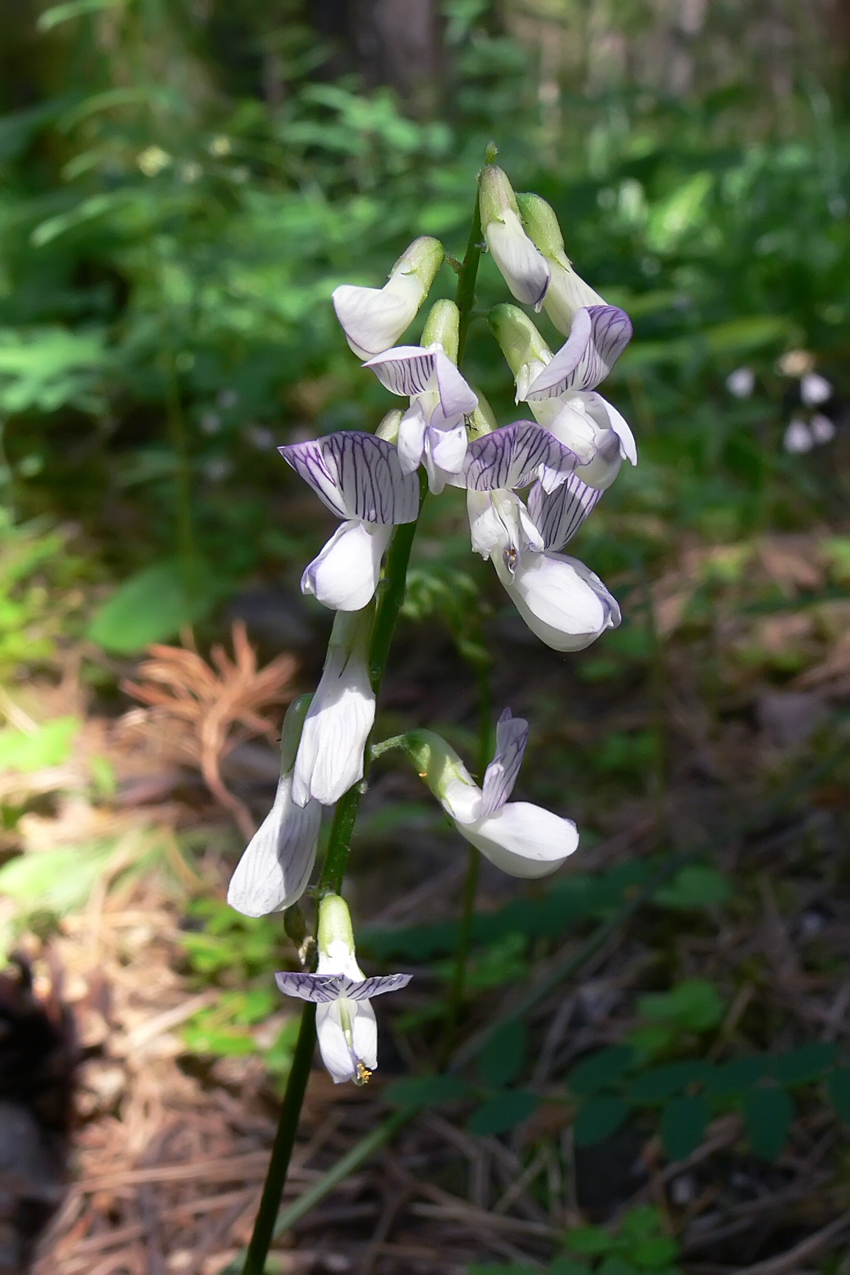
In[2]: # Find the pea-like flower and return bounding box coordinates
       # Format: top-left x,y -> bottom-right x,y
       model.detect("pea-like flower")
405,711 -> 579,878
516,192 -> 606,336
332,236 -> 444,360
364,301 -> 478,493
276,895 -> 411,1085
291,608 -> 375,807
280,432 -> 420,612
228,696 -> 321,918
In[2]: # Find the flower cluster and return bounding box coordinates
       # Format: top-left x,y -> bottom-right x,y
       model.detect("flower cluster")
228,165 -> 638,1082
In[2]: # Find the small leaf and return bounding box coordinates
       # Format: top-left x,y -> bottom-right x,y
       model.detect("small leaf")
565,1226 -> 616,1255
549,1260 -> 591,1275
467,1089 -> 540,1137
384,1075 -> 472,1109
702,1056 -> 769,1098
632,1236 -> 679,1269
478,1020 -> 528,1089
743,1087 -> 793,1160
827,1068 -> 850,1121
0,717 -> 79,773
637,979 -> 724,1032
89,560 -> 221,654
628,1061 -> 709,1103
771,1042 -> 838,1087
619,1208 -> 664,1241
598,1258 -> 639,1275
568,1046 -> 637,1096
573,1096 -> 630,1147
654,866 -> 730,911
660,1096 -> 710,1160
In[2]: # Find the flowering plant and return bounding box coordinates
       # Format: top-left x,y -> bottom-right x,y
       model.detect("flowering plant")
231,153 -> 636,1275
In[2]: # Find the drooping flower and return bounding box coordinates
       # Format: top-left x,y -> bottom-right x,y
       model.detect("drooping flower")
479,165 -> 550,309
275,894 -> 411,1085
490,303 -> 636,491
280,432 -> 420,611
332,236 -> 444,360
228,696 -> 321,918
364,301 -> 478,494
404,711 -> 579,877
291,607 -> 375,807
516,192 -> 606,336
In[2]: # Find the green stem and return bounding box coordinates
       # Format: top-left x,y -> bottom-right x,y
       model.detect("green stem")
456,190 -> 482,364
241,1003 -> 316,1275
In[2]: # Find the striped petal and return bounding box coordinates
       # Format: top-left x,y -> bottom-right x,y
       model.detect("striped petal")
227,774 -> 320,918
528,473 -> 604,551
526,306 -> 633,399
348,973 -> 413,1001
274,972 -> 345,1003
464,421 -> 578,492
480,709 -> 529,817
280,432 -> 420,525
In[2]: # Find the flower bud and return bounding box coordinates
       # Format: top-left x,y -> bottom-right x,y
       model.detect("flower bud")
516,192 -> 605,335
489,304 -> 553,400
317,892 -> 358,971
479,166 -> 550,310
375,408 -> 403,444
333,236 -> 444,360
421,299 -> 460,363
402,730 -> 482,824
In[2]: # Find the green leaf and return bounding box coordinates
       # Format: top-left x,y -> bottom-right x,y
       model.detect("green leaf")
598,1258 -> 639,1275
548,1261 -> 591,1275
568,1046 -> 637,1096
565,1225 -> 616,1255
0,717 -> 79,773
478,1020 -> 527,1089
384,1075 -> 473,1110
38,0 -> 124,31
619,1208 -> 665,1241
628,1061 -> 709,1103
0,843 -> 114,915
743,1087 -> 793,1160
89,560 -> 221,653
637,980 -> 724,1032
467,1267 -> 538,1275
702,1056 -> 770,1098
573,1096 -> 630,1147
771,1043 -> 838,1087
632,1237 -> 679,1269
654,866 -> 730,911
660,1096 -> 711,1161
467,1090 -> 540,1137
827,1068 -> 850,1121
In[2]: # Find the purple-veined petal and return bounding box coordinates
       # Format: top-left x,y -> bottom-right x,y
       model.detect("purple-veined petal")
481,708 -> 529,817
274,972 -> 345,1003
280,432 -> 420,525
593,393 -> 637,465
464,421 -> 578,492
526,306 -> 633,399
302,520 -> 391,612
347,973 -> 414,1001
431,349 -> 478,426
364,345 -> 438,398
528,473 -> 604,551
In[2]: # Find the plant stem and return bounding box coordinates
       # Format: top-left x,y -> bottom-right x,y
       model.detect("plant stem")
240,1003 -> 316,1275
456,190 -> 482,364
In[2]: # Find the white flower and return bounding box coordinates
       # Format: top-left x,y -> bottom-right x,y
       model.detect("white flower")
516,191 -> 606,335
332,236 -> 444,360
726,367 -> 755,399
479,165 -> 550,309
365,321 -> 478,494
406,711 -> 579,878
227,697 -> 320,917
275,894 -> 411,1085
490,303 -> 636,492
280,432 -> 420,611
783,419 -> 813,454
810,413 -> 836,444
291,608 -> 375,807
800,372 -> 832,407
465,484 -> 619,652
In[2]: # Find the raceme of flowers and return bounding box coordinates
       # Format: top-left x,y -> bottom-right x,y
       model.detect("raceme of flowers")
228,164 -> 638,1083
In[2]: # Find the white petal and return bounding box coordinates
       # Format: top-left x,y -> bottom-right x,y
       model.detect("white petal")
291,645 -> 376,806
352,998 -> 378,1070
587,393 -> 637,466
316,998 -> 378,1084
332,272 -> 425,360
496,550 -> 620,651
440,771 -> 484,824
302,520 -> 391,612
397,402 -> 427,474
485,209 -> 551,308
458,801 -> 579,877
280,433 -> 420,525
810,413 -> 835,444
227,774 -> 320,917
427,420 -> 468,473
526,306 -> 632,398
466,489 -> 544,561
480,709 -> 529,816
430,349 -> 478,426
529,399 -> 598,466
783,419 -> 813,453
573,431 -> 623,491
543,261 -> 606,336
